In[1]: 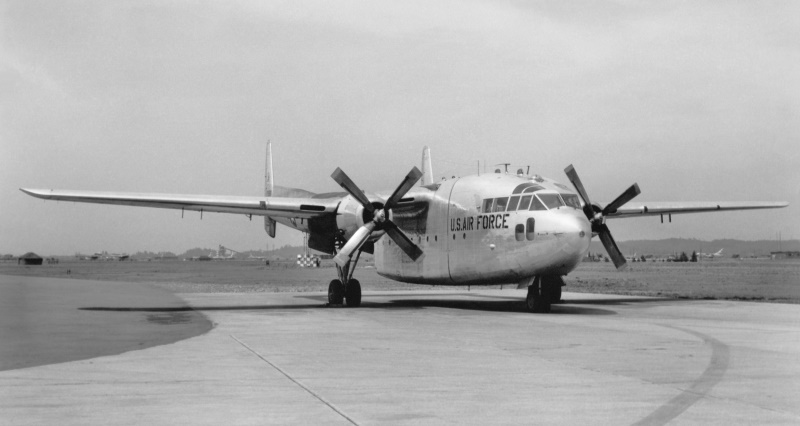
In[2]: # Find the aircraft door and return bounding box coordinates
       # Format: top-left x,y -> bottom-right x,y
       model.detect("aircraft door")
446,177 -> 498,282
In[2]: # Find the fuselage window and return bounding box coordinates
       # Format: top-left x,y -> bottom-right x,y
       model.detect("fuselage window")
526,218 -> 536,240
530,196 -> 547,211
482,198 -> 493,213
561,193 -> 581,209
517,195 -> 532,210
538,193 -> 564,209
493,197 -> 509,212
507,196 -> 520,211
515,224 -> 525,241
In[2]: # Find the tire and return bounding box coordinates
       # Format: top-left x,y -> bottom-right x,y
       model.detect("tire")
328,279 -> 344,305
525,278 -> 551,313
345,279 -> 362,307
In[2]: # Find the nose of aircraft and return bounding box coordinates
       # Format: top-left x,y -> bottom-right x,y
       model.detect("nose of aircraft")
556,211 -> 592,260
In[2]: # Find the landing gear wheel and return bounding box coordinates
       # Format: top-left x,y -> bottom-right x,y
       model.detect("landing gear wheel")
328,279 -> 344,305
345,279 -> 362,307
526,278 -> 551,313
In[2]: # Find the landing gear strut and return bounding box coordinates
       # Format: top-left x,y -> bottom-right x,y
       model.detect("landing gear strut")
328,249 -> 363,307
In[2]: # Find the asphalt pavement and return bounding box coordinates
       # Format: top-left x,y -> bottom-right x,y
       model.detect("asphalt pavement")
1,276 -> 798,425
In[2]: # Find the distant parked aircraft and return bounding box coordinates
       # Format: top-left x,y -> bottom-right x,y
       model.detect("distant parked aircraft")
90,251 -> 129,261
699,249 -> 724,259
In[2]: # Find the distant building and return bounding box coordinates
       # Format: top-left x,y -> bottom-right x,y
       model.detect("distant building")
18,252 -> 43,265
771,251 -> 800,260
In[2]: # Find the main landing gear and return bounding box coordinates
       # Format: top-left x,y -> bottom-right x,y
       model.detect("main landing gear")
328,250 -> 362,307
525,275 -> 565,313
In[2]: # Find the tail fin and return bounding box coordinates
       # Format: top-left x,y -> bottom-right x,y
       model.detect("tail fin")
264,142 -> 277,238
421,146 -> 433,186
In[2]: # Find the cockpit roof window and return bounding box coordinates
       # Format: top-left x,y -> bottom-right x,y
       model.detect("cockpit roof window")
512,183 -> 545,194
522,184 -> 544,193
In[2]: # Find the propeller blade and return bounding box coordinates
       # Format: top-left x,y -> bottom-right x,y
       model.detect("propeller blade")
384,221 -> 424,261
596,223 -> 627,270
333,222 -> 376,267
331,168 -> 374,213
602,183 -> 641,215
564,164 -> 595,219
384,167 -> 423,209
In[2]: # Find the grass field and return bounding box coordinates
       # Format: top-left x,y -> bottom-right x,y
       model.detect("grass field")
2,258 -> 798,303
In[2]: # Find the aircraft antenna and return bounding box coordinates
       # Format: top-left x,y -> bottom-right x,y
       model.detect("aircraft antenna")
495,163 -> 511,173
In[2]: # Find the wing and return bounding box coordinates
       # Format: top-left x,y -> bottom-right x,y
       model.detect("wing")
20,188 -> 339,219
605,201 -> 788,219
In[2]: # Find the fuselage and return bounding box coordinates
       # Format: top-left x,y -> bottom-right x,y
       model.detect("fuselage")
271,172 -> 593,286
375,173 -> 592,285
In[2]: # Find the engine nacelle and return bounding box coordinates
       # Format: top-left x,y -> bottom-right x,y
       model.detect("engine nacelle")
335,195 -> 386,242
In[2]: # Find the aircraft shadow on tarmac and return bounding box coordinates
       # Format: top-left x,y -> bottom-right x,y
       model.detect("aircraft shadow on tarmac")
81,293 -> 677,317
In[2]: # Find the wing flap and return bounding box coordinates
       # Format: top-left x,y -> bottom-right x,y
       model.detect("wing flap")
20,188 -> 338,219
606,201 -> 788,218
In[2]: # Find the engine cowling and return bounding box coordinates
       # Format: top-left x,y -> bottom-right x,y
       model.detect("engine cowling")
335,195 -> 386,242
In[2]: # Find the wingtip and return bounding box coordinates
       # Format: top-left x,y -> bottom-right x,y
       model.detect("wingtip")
20,188 -> 57,200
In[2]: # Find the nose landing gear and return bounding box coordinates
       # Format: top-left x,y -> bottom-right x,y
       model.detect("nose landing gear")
525,275 -> 565,313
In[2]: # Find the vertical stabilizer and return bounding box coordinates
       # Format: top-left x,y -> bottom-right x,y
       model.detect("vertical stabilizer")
421,146 -> 433,186
264,142 -> 277,238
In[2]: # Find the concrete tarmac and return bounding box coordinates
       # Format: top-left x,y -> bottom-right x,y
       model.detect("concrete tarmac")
1,276 -> 799,425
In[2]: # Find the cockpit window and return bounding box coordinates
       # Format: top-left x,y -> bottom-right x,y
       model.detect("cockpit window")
482,198 -> 493,213
537,193 -> 564,209
517,195 -> 532,210
507,196 -> 520,211
493,197 -> 509,212
529,195 -> 547,211
561,194 -> 581,209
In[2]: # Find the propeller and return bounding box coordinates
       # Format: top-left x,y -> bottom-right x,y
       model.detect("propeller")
331,167 -> 424,267
564,165 -> 641,270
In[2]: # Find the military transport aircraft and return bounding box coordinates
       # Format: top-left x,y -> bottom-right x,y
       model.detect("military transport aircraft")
21,146 -> 787,313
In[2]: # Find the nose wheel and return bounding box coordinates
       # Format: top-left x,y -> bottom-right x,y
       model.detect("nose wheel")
525,275 -> 564,313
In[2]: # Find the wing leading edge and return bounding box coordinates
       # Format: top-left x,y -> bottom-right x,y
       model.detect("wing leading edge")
19,188 -> 339,219
605,201 -> 788,218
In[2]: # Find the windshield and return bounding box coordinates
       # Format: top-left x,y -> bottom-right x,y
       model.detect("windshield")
561,194 -> 581,209
537,193 -> 564,210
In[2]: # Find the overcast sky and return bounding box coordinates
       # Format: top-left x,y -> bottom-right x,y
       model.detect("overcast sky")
2,1 -> 798,255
